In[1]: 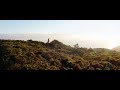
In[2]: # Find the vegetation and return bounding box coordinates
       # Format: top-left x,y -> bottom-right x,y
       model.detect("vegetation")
0,39 -> 120,70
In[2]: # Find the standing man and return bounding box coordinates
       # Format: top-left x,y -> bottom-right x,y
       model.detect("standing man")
47,38 -> 50,43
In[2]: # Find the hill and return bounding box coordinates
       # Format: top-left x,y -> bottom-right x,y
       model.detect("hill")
1,39 -> 120,70
112,46 -> 120,52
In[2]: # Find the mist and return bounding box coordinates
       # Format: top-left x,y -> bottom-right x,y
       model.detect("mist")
0,34 -> 110,49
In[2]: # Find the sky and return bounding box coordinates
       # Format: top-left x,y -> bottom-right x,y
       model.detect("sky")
0,20 -> 120,49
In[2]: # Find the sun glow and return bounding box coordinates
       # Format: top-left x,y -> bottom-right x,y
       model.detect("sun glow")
107,39 -> 120,49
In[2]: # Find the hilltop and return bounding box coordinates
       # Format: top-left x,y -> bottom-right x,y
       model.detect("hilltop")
112,46 -> 120,52
0,39 -> 120,70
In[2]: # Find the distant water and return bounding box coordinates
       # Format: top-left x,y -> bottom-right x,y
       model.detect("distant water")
0,34 -> 109,49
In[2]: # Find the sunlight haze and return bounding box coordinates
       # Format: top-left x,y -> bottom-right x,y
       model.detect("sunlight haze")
0,20 -> 120,49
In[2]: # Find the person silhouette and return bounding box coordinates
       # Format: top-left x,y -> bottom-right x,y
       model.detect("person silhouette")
47,38 -> 50,43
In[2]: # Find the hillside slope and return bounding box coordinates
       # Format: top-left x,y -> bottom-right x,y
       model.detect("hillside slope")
0,39 -> 120,70
112,46 -> 120,52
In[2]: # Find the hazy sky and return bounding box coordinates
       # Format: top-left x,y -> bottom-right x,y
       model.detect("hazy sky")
0,20 -> 120,49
